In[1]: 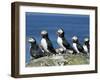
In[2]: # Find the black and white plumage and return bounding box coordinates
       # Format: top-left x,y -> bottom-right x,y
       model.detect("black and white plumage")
72,36 -> 84,54
58,48 -> 65,54
40,30 -> 57,55
28,37 -> 44,59
57,28 -> 74,54
83,38 -> 90,53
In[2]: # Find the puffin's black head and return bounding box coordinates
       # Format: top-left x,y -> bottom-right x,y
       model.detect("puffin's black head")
41,30 -> 48,38
72,36 -> 78,43
28,37 -> 36,45
57,28 -> 64,37
84,38 -> 89,45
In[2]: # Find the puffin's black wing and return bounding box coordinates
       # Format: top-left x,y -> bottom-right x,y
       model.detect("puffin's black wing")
30,47 -> 37,57
62,38 -> 73,50
77,43 -> 84,53
30,44 -> 43,58
46,39 -> 56,53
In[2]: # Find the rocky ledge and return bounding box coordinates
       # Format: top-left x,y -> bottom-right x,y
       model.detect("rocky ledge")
26,52 -> 89,67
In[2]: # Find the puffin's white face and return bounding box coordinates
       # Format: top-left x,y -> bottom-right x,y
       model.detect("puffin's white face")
84,38 -> 89,42
28,38 -> 35,43
41,30 -> 48,35
57,29 -> 64,34
72,36 -> 78,41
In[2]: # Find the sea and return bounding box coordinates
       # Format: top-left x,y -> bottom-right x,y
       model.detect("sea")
26,12 -> 89,63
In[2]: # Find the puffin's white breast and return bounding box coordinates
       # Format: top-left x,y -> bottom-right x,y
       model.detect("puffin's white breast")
41,38 -> 49,52
73,43 -> 79,53
83,45 -> 88,53
57,37 -> 66,50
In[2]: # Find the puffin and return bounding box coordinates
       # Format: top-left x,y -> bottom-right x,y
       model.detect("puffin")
83,38 -> 90,53
72,36 -> 84,54
28,37 -> 44,59
40,30 -> 57,56
57,28 -> 74,54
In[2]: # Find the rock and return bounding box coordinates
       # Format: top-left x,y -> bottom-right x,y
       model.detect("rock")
26,52 -> 89,67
